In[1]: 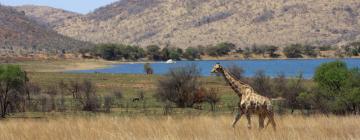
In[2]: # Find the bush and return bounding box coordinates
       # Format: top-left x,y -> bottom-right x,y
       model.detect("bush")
251,45 -> 266,56
243,47 -> 252,58
302,45 -> 318,57
251,70 -> 274,97
93,44 -> 145,61
318,45 -> 333,51
144,63 -> 153,75
160,47 -> 182,60
285,73 -> 306,113
312,61 -> 360,114
183,47 -> 201,60
283,44 -> 303,58
314,61 -> 348,92
103,96 -> 113,113
206,42 -> 236,57
146,45 -> 161,61
204,88 -> 220,111
154,64 -> 202,108
264,45 -> 279,58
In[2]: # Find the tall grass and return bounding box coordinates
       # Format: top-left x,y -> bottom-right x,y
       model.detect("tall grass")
0,115 -> 359,140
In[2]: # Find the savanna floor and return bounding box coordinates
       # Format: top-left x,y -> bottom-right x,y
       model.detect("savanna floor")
0,115 -> 359,140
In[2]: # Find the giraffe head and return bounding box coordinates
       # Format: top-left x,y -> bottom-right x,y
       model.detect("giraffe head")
211,63 -> 223,73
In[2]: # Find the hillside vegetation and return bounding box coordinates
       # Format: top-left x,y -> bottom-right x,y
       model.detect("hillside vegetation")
16,0 -> 360,48
0,5 -> 93,57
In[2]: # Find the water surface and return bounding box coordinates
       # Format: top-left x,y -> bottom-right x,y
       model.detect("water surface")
70,59 -> 360,78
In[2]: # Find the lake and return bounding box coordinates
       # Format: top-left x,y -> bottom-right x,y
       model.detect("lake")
70,59 -> 360,78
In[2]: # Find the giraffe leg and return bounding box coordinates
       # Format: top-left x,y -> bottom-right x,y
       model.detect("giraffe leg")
232,111 -> 243,128
258,114 -> 265,129
265,112 -> 276,130
246,112 -> 251,129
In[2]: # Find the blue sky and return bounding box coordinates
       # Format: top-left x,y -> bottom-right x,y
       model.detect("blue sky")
0,0 -> 119,14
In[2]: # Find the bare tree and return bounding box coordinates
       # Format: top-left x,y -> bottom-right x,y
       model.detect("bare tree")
227,64 -> 244,80
104,95 -> 113,113
251,70 -> 274,97
205,88 -> 221,111
78,80 -> 100,111
154,64 -> 202,108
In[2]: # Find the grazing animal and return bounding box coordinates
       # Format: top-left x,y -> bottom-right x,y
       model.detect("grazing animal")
211,63 -> 276,130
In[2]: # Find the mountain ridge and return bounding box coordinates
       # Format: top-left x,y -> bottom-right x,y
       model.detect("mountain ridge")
0,5 -> 93,56
13,0 -> 360,48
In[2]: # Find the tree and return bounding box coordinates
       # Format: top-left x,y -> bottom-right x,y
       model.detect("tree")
283,44 -> 303,58
154,64 -> 202,108
80,80 -> 100,111
272,73 -> 288,97
302,45 -> 318,57
314,61 -> 348,92
243,47 -> 252,58
146,45 -> 161,61
251,70 -> 273,97
285,73 -> 305,113
264,45 -> 279,58
0,65 -> 27,118
183,47 -> 201,60
204,88 -> 220,111
94,44 -> 119,60
206,42 -> 236,57
251,45 -> 266,56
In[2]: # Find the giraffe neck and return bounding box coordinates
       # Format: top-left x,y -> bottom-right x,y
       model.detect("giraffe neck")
219,68 -> 250,97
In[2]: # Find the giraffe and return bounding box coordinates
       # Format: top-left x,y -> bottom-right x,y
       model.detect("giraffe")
211,63 -> 276,130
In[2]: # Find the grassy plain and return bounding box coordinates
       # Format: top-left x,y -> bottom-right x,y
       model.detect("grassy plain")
1,115 -> 359,140
3,61 -> 352,140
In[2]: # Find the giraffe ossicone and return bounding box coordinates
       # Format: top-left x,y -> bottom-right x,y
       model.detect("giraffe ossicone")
211,63 -> 276,130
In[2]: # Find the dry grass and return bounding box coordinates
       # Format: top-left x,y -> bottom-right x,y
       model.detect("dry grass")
0,115 -> 359,140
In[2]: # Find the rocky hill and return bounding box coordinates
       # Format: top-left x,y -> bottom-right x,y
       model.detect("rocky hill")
14,0 -> 360,48
0,5 -> 93,56
15,5 -> 81,28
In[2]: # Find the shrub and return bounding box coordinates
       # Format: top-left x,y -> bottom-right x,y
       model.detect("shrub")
206,42 -> 236,57
160,47 -> 182,60
318,45 -> 333,51
183,47 -> 201,60
264,45 -> 279,58
251,45 -> 266,56
251,70 -> 273,97
144,63 -> 153,75
285,73 -> 306,113
272,73 -> 288,97
314,61 -> 348,92
146,45 -> 161,60
302,45 -> 318,57
243,47 -> 252,58
283,44 -> 303,58
81,80 -> 100,111
103,96 -> 113,113
154,64 -> 202,108
204,88 -> 220,111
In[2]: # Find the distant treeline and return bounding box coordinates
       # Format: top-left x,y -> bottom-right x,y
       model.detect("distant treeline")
78,42 -> 360,61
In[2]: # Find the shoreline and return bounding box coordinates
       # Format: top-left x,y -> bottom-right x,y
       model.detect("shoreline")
4,57 -> 360,72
